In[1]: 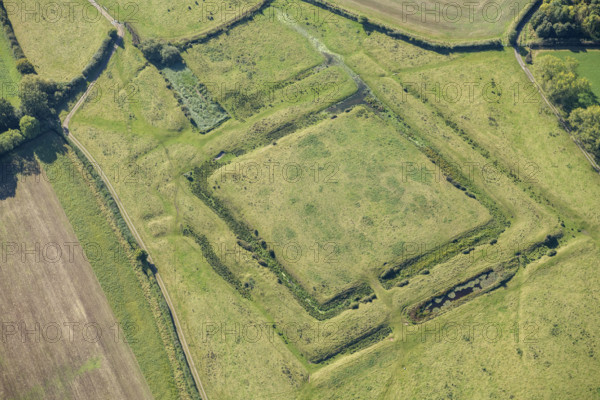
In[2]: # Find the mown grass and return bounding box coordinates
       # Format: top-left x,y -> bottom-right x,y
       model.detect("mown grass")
535,49 -> 600,98
33,134 -> 180,400
7,0 -> 110,81
210,106 -> 491,300
0,24 -> 20,105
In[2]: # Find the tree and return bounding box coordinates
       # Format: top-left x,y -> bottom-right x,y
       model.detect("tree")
15,58 -> 35,74
0,129 -> 24,153
19,115 -> 41,139
138,39 -> 163,64
536,55 -> 594,111
569,105 -> 600,156
19,75 -> 53,119
583,14 -> 600,40
0,98 -> 18,131
134,248 -> 150,273
536,20 -> 554,38
160,44 -> 181,65
139,38 -> 181,66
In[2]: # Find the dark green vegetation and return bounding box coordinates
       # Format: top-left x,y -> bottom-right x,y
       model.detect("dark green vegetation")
536,49 -> 600,97
533,54 -> 600,158
531,0 -> 600,41
161,64 -> 229,132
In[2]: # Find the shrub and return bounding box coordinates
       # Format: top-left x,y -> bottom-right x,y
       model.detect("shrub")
19,75 -> 54,119
16,58 -> 35,75
139,39 -> 181,66
19,115 -> 41,139
0,98 -> 18,131
568,105 -> 600,157
0,129 -> 24,154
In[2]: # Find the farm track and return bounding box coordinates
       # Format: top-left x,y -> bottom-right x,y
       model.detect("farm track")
62,1 -> 208,399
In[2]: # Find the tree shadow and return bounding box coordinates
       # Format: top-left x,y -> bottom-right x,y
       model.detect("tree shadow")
0,132 -> 68,200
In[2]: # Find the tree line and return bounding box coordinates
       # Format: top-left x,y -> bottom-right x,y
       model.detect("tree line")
531,0 -> 600,41
535,54 -> 600,159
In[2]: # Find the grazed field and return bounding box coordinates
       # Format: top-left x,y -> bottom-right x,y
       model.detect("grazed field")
68,35 -> 313,398
211,107 -> 491,299
7,0 -> 110,81
0,143 -> 152,399
96,0 -> 263,40
299,237 -> 600,399
18,0 -> 597,397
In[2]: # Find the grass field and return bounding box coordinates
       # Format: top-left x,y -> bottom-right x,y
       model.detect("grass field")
299,237 -> 600,399
324,0 -> 531,41
96,0 -> 263,40
398,49 -> 600,233
67,30 -> 319,398
535,49 -> 600,98
183,12 -> 325,119
210,107 -> 491,299
7,0 -> 111,81
0,28 -> 20,105
0,139 -> 152,399
50,0 -> 600,397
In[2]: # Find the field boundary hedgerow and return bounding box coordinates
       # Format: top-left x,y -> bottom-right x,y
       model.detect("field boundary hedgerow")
0,0 -> 25,59
174,0 -> 274,49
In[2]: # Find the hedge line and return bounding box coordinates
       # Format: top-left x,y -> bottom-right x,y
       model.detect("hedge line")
0,0 -> 25,60
65,135 -> 138,249
82,29 -> 118,80
506,0 -> 543,45
176,0 -> 274,50
299,0 -> 503,52
527,38 -> 600,49
148,272 -> 202,400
